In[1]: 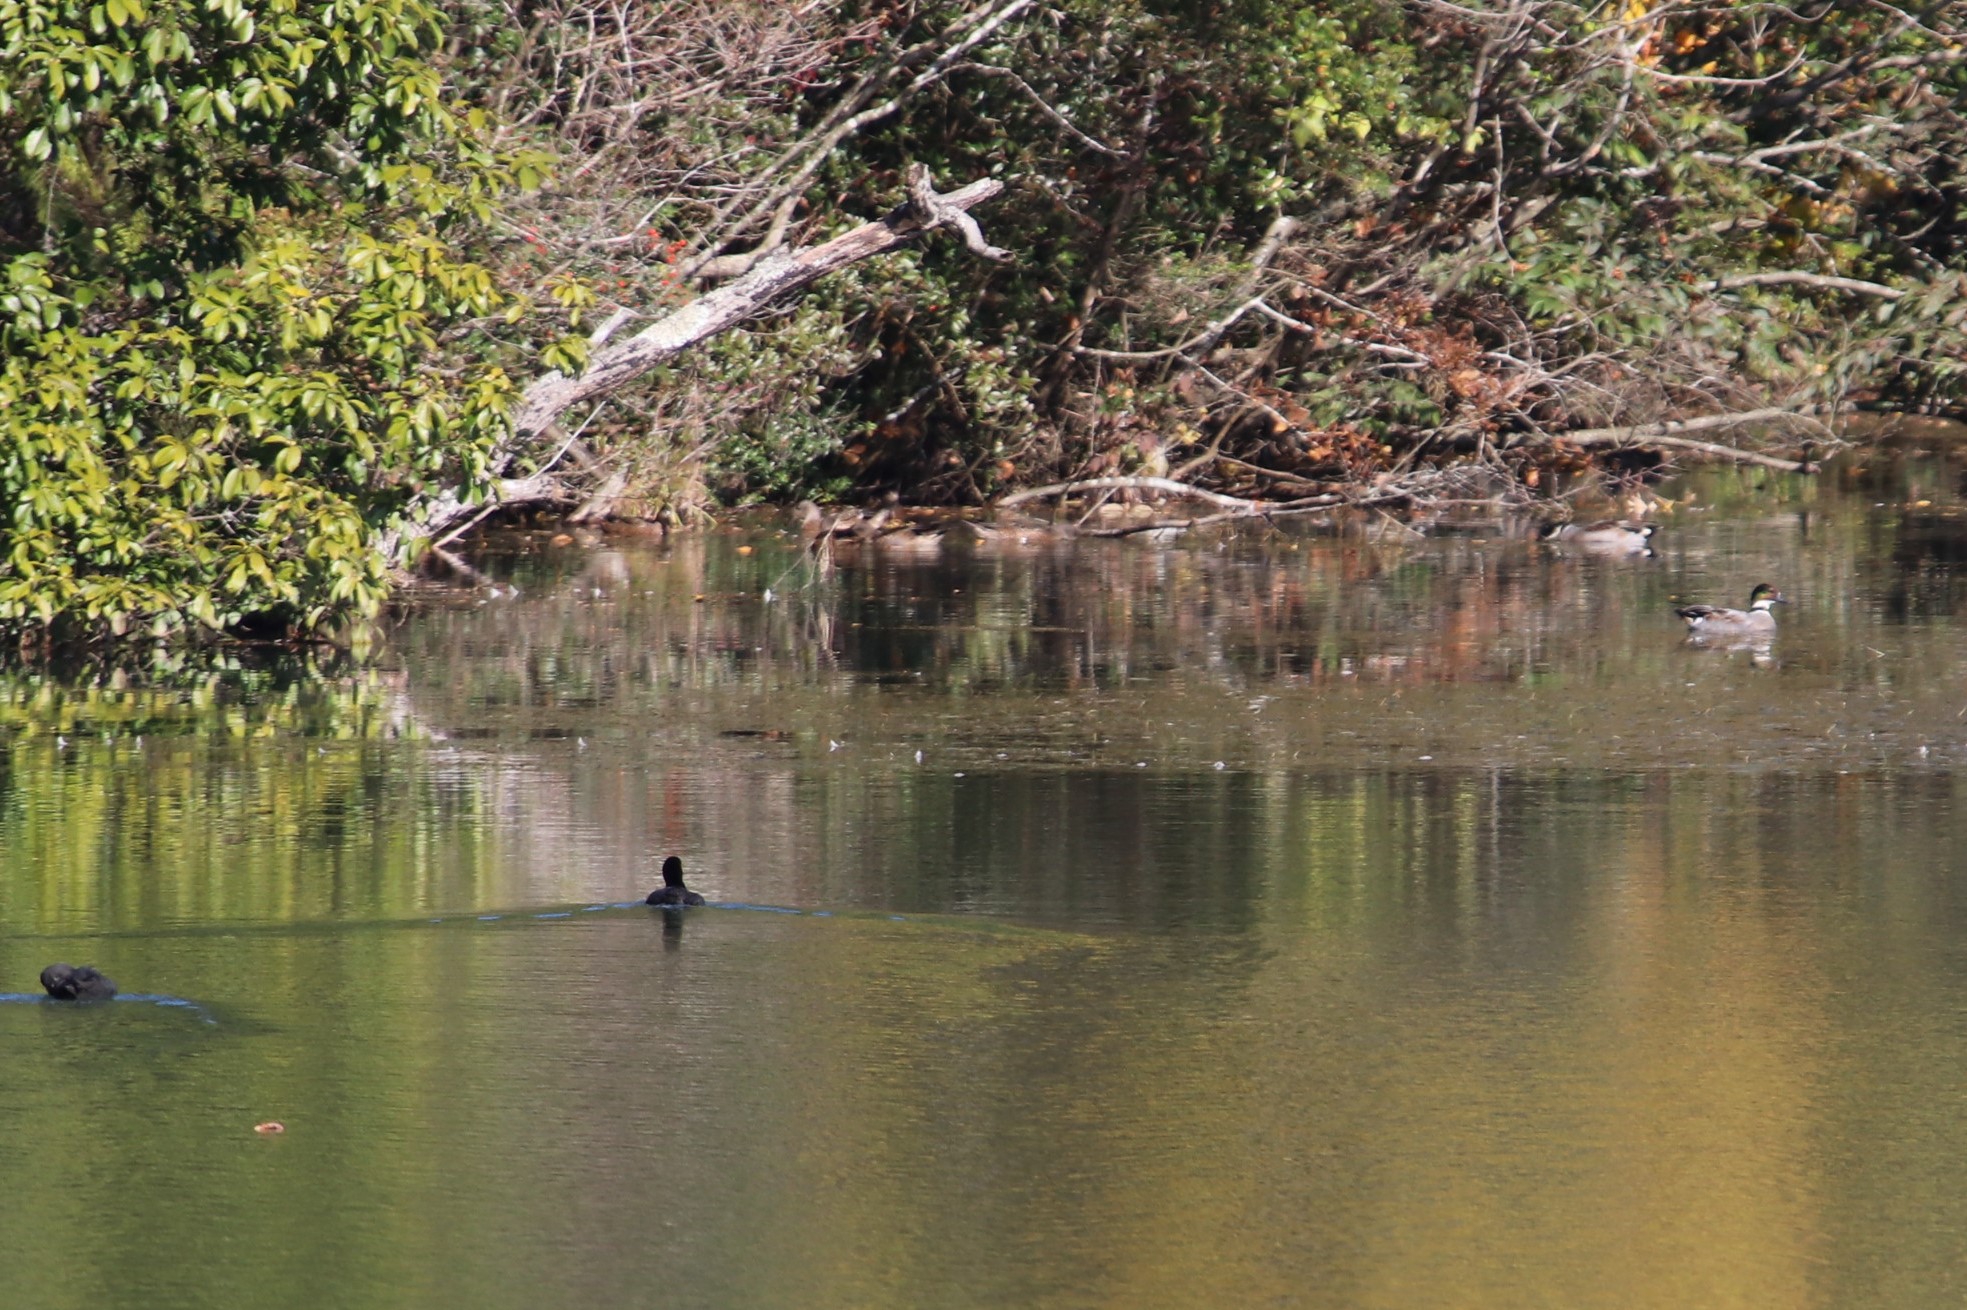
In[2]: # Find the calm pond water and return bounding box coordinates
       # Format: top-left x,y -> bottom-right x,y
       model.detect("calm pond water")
9,450 -> 1967,1307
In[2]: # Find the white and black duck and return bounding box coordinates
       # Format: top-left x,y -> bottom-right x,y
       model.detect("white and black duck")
1675,583 -> 1786,637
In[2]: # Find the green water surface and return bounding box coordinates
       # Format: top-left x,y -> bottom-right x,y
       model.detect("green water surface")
8,454 -> 1967,1307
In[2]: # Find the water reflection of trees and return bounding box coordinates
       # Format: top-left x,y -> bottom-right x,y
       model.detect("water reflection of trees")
0,658 -> 514,929
408,528 -> 1697,699
13,481 -> 1967,930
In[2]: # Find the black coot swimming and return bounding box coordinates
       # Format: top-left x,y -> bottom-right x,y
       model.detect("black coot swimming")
645,856 -> 706,907
41,964 -> 118,1001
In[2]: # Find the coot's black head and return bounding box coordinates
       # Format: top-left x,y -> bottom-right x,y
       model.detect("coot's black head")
647,856 -> 703,905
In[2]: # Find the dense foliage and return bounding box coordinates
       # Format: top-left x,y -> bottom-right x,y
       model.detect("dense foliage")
0,0 -> 556,639
480,0 -> 1967,510
10,0 -> 1967,642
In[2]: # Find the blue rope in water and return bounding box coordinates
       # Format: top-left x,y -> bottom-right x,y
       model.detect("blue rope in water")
0,993 -> 219,1025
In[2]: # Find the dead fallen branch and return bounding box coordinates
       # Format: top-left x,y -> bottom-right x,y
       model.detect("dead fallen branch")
1527,406 -> 1837,472
381,172 -> 1006,568
516,175 -> 1002,442
997,475 -> 1264,511
1073,485 -> 1436,537
1702,272 -> 1907,300
1579,434 -> 1816,472
994,470 -> 1488,537
428,545 -> 496,587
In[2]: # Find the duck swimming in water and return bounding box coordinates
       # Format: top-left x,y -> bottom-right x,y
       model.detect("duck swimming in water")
40,964 -> 117,1001
1541,520 -> 1656,555
1676,583 -> 1786,637
645,856 -> 707,907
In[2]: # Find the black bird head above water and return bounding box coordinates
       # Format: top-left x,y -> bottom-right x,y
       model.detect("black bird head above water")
40,963 -> 117,1001
646,856 -> 706,907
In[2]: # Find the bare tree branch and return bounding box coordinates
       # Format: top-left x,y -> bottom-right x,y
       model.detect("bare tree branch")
1703,271 -> 1907,300
679,0 -> 1036,280
950,61 -> 1124,157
